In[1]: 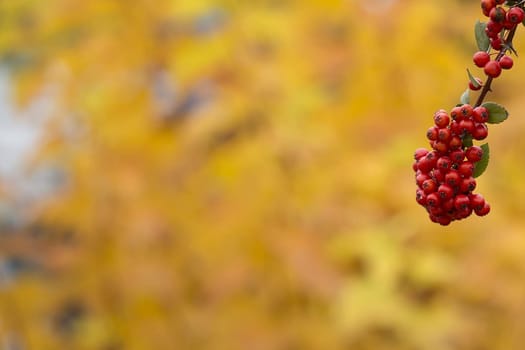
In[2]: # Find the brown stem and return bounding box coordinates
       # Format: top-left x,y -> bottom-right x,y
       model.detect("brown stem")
474,25 -> 518,107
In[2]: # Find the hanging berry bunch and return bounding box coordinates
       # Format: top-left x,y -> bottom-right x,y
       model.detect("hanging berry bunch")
413,0 -> 524,225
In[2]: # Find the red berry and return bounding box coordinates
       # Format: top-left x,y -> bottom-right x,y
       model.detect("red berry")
475,201 -> 491,216
450,106 -> 463,121
449,150 -> 465,164
472,106 -> 489,123
458,161 -> 474,178
445,170 -> 461,187
428,205 -> 444,217
437,156 -> 452,171
426,151 -> 439,163
472,123 -> 489,140
454,194 -> 471,211
481,0 -> 496,17
437,128 -> 451,142
434,109 -> 447,117
484,60 -> 502,78
442,198 -> 455,211
427,126 -> 438,141
466,146 -> 484,162
490,7 -> 506,23
469,77 -> 483,91
499,55 -> 513,69
416,189 -> 427,205
438,184 -> 454,200
436,215 -> 452,226
414,148 -> 429,160
420,151 -> 438,171
426,193 -> 441,207
490,37 -> 503,50
449,136 -> 463,150
422,179 -> 437,194
473,51 -> 491,68
460,104 -> 473,118
432,141 -> 449,154
456,207 -> 473,220
469,193 -> 486,211
503,18 -> 516,29
417,158 -> 432,174
460,177 -> 477,193
459,119 -> 475,134
487,19 -> 504,33
434,112 -> 450,128
507,7 -> 525,24
450,121 -> 461,134
429,214 -> 439,223
432,168 -> 445,183
485,23 -> 501,38
416,172 -> 430,187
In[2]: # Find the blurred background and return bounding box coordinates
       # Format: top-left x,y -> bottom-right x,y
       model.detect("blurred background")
2,0 -> 525,349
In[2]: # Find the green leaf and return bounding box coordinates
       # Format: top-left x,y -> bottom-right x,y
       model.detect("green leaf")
475,20 -> 490,51
467,69 -> 481,89
481,101 -> 509,123
473,143 -> 490,178
460,89 -> 470,105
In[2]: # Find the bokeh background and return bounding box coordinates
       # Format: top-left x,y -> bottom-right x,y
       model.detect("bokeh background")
2,0 -> 525,349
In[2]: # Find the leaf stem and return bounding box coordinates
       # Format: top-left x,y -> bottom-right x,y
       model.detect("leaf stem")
474,26 -> 518,107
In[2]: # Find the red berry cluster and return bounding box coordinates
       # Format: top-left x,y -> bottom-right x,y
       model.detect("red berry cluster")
412,0 -> 521,224
475,1 -> 524,78
412,105 -> 491,225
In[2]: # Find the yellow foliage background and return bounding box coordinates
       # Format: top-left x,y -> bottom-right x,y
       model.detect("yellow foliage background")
2,0 -> 525,349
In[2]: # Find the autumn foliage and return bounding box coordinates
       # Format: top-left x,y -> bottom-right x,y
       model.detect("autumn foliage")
2,1 -> 525,349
